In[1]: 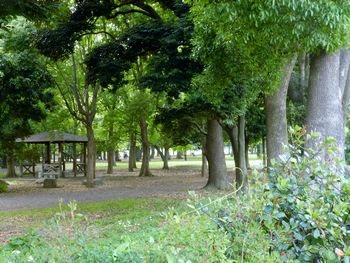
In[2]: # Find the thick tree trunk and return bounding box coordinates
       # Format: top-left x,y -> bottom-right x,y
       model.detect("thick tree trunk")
107,150 -> 114,174
128,132 -> 136,172
205,118 -> 229,189
340,49 -> 350,153
201,137 -> 208,177
139,117 -> 152,177
265,57 -> 297,166
154,146 -> 169,170
6,151 -> 16,178
86,124 -> 96,187
236,116 -> 248,192
306,50 -> 344,161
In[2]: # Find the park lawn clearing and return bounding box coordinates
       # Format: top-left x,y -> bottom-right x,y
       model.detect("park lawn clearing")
0,195 -> 231,262
0,198 -> 182,245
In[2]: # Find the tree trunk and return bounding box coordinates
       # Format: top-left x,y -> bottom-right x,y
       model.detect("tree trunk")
107,150 -> 114,174
201,136 -> 208,177
265,57 -> 297,166
154,146 -> 169,170
262,137 -> 267,167
236,116 -> 248,192
340,49 -> 350,154
257,144 -> 261,159
205,118 -> 229,189
306,50 -> 344,161
139,116 -> 152,177
128,132 -> 136,172
85,124 -> 96,187
136,147 -> 142,162
223,124 -> 239,179
165,148 -> 171,160
245,135 -> 250,169
6,151 -> 16,178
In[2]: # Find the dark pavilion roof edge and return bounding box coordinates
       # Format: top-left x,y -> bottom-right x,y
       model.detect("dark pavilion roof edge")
16,130 -> 88,143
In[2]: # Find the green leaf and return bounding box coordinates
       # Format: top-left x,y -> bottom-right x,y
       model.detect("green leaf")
313,229 -> 320,239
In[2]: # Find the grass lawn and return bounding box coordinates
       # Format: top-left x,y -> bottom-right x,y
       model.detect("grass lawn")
0,197 -> 181,228
0,196 -> 230,262
94,154 -> 262,171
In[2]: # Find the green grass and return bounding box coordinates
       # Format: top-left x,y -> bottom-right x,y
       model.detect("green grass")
94,154 -> 263,171
0,198 -> 182,231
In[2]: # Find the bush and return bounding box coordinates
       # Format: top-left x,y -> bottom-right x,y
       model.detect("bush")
261,130 -> 350,262
0,179 -> 8,193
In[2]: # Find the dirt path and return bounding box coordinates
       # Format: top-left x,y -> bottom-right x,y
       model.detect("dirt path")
0,169 -> 213,212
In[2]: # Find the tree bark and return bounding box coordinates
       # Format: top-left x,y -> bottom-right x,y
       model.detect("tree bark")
136,147 -> 142,162
154,146 -> 169,170
205,118 -> 229,189
265,56 -> 297,166
85,124 -> 96,187
165,148 -> 171,160
6,151 -> 16,178
236,116 -> 248,192
223,124 -> 240,181
201,136 -> 208,177
245,135 -> 250,169
139,116 -> 152,177
340,49 -> 350,148
262,137 -> 267,167
128,132 -> 136,172
306,50 -> 345,160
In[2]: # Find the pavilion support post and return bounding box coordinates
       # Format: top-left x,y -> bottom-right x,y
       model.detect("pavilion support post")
73,143 -> 77,177
46,143 -> 51,164
59,143 -> 64,178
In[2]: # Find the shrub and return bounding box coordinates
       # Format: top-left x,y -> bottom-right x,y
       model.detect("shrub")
261,130 -> 350,262
0,179 -> 8,193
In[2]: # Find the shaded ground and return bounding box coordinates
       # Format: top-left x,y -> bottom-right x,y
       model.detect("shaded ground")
0,169 -> 232,212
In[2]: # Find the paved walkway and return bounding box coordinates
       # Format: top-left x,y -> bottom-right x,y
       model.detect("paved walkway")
0,171 -> 208,211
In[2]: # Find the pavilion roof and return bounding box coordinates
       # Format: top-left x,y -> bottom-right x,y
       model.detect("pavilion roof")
16,130 -> 88,144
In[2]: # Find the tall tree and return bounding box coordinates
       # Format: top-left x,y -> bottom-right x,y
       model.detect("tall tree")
0,20 -> 54,177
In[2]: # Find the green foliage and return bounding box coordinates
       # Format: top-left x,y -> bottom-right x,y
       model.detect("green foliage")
0,199 -> 230,262
0,21 -> 54,153
188,191 -> 281,262
0,180 -> 8,193
262,130 -> 350,262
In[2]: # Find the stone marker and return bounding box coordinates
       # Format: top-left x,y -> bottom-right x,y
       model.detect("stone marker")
43,178 -> 58,188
